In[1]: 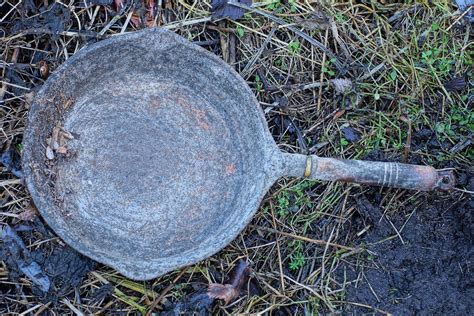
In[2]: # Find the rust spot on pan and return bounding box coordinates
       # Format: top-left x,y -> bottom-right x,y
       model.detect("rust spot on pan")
148,96 -> 162,116
225,163 -> 236,175
150,98 -> 162,109
176,97 -> 210,130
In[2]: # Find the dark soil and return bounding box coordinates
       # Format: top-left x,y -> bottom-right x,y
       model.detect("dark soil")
0,219 -> 95,304
340,174 -> 473,315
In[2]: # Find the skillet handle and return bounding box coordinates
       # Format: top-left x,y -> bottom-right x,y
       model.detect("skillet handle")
280,154 -> 455,191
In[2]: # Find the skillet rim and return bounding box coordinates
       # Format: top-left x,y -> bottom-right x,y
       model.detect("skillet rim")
22,27 -> 281,280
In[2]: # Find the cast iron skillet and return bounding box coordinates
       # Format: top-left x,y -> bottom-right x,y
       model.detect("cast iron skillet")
22,28 -> 454,280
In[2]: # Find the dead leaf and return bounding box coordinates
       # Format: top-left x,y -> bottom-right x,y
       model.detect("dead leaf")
342,126 -> 360,143
130,0 -> 156,28
1,144 -> 23,178
207,260 -> 250,304
444,75 -> 466,92
60,130 -> 74,140
56,146 -> 68,154
207,284 -> 237,304
399,114 -> 410,123
1,225 -> 50,292
333,109 -> 346,120
211,0 -> 251,21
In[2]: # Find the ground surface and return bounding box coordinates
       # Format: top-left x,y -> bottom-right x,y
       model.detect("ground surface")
1,1 -> 473,315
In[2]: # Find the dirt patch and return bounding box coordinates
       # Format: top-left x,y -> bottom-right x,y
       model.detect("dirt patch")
0,219 -> 95,303
339,174 -> 473,314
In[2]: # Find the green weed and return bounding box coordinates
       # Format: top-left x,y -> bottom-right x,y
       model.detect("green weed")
277,191 -> 290,217
289,252 -> 305,271
276,180 -> 315,218
274,57 -> 288,71
265,0 -> 282,12
288,240 -> 305,271
322,58 -> 337,77
254,74 -> 263,92
288,40 -> 300,55
235,25 -> 245,38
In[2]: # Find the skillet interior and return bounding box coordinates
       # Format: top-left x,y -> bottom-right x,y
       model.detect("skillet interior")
22,28 -> 279,280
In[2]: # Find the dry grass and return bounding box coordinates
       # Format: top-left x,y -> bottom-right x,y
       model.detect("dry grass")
1,0 -> 472,314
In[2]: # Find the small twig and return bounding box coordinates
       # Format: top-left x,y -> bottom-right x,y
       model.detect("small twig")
402,117 -> 412,163
0,0 -> 22,23
121,10 -> 134,34
162,17 -> 212,30
146,268 -> 188,315
454,188 -> 474,194
240,27 -> 276,78
219,21 -> 229,62
192,39 -> 220,46
61,298 -> 84,316
99,2 -> 130,36
387,219 -> 405,245
250,225 -> 360,251
5,28 -> 103,40
318,226 -> 334,292
283,275 -> 325,302
304,108 -> 340,136
265,80 -> 327,93
33,302 -> 51,316
269,202 -> 285,292
317,28 -> 329,111
229,32 -> 236,66
0,47 -> 20,101
446,5 -> 473,31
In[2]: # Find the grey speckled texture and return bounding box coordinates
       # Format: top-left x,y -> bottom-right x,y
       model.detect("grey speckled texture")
22,28 -> 283,280
22,28 -> 454,280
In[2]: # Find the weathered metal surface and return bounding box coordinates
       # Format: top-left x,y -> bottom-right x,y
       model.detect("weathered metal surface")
280,154 -> 455,191
22,28 -> 455,281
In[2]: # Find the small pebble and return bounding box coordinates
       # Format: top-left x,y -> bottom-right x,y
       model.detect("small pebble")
46,146 -> 54,160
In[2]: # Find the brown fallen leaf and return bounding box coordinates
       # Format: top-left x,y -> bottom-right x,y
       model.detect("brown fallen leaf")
130,0 -> 156,28
56,146 -> 68,154
60,130 -> 74,140
207,284 -> 237,305
333,109 -> 346,120
207,260 -> 250,305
